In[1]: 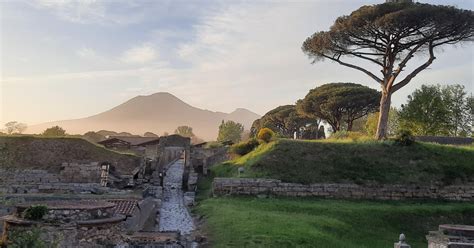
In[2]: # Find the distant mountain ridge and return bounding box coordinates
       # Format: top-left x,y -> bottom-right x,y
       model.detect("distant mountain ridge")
27,92 -> 261,140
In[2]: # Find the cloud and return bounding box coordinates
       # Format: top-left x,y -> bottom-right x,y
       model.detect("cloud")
76,47 -> 98,59
3,0 -> 473,124
32,0 -> 107,24
120,44 -> 158,64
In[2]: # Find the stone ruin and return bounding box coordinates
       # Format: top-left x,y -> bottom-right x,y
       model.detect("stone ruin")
1,200 -> 125,247
427,224 -> 474,248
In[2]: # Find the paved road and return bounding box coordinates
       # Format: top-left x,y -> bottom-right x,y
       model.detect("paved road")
158,159 -> 195,235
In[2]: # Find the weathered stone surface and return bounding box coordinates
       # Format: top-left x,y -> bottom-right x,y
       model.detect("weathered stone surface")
212,178 -> 474,201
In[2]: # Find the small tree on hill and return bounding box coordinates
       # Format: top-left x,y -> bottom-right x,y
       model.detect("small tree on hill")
83,131 -> 105,143
174,126 -> 195,138
4,121 -> 27,134
217,120 -> 244,143
302,2 -> 474,139
251,105 -> 318,138
297,83 -> 380,132
42,126 -> 66,137
399,84 -> 472,136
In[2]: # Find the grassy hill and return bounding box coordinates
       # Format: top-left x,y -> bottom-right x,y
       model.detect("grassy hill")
196,197 -> 474,248
0,136 -> 140,173
212,139 -> 474,185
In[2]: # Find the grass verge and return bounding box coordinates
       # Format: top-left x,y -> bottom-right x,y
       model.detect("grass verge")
195,196 -> 474,248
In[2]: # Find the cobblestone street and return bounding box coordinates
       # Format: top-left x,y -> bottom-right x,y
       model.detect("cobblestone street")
158,159 -> 195,235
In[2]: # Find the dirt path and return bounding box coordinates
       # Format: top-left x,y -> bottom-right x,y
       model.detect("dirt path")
158,159 -> 195,235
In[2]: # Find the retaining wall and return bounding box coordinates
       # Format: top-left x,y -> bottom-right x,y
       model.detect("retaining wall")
212,178 -> 474,201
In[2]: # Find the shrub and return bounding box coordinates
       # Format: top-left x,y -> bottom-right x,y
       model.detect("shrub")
231,138 -> 260,156
331,131 -> 371,142
257,128 -> 275,143
204,141 -> 223,149
394,129 -> 415,146
23,205 -> 48,220
8,228 -> 47,248
331,130 -> 350,139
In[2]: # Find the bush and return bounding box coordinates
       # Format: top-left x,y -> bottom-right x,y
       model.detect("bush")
394,129 -> 415,146
204,141 -> 223,149
231,138 -> 260,156
23,205 -> 48,220
331,131 -> 371,141
257,128 -> 275,143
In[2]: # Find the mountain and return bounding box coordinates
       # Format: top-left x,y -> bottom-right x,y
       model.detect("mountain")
27,92 -> 261,140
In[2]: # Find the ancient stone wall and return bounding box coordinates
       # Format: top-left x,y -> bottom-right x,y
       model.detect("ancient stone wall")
0,165 -> 104,194
60,162 -> 101,183
213,178 -> 474,201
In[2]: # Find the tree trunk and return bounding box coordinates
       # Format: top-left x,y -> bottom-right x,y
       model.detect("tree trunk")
347,119 -> 353,131
376,92 -> 392,140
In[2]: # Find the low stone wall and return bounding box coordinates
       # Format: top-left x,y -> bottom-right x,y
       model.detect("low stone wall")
60,162 -> 101,183
415,136 -> 472,145
0,183 -> 101,194
212,178 -> 474,201
0,163 -> 103,194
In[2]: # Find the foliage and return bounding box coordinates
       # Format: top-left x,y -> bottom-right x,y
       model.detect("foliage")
212,139 -> 474,186
143,132 -> 159,137
42,126 -> 66,137
230,138 -> 260,156
4,121 -> 27,134
83,131 -> 105,143
257,128 -> 275,143
365,108 -> 400,137
196,197 -> 474,248
302,2 -> 474,139
251,105 -> 317,138
23,205 -> 48,220
399,84 -> 472,136
217,120 -> 244,143
204,141 -> 223,149
7,228 -> 47,248
330,131 -> 370,142
296,83 -> 380,132
393,129 -> 415,146
174,125 -> 195,138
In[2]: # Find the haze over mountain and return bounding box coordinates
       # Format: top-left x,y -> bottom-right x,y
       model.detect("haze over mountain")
27,92 -> 261,140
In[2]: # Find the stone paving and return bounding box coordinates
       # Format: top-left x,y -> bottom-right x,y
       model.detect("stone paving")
158,159 -> 195,235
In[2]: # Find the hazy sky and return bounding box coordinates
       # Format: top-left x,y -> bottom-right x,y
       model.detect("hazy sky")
1,0 -> 473,126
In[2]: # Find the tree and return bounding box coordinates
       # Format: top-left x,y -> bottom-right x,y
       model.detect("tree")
442,85 -> 471,136
217,120 -> 244,143
365,108 -> 400,137
42,126 -> 66,137
174,126 -> 195,138
83,131 -> 105,143
399,84 -> 472,136
4,121 -> 27,134
144,132 -> 159,137
251,105 -> 318,138
297,83 -> 380,132
302,2 -> 474,139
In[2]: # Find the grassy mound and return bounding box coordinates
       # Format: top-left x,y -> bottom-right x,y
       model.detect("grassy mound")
0,136 -> 140,173
196,197 -> 474,248
213,139 -> 474,185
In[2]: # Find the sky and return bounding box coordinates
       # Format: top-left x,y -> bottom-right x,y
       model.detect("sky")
1,0 -> 473,126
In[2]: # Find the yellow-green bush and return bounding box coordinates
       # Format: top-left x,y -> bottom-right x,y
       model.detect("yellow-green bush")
257,128 -> 275,143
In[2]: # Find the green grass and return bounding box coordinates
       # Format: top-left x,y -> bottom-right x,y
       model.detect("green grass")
196,196 -> 474,248
213,139 -> 474,185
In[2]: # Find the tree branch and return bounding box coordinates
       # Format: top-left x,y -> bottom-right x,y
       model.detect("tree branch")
322,54 -> 383,84
391,42 -> 436,93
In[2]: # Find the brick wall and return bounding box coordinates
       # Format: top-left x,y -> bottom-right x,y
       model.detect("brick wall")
212,178 -> 474,201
